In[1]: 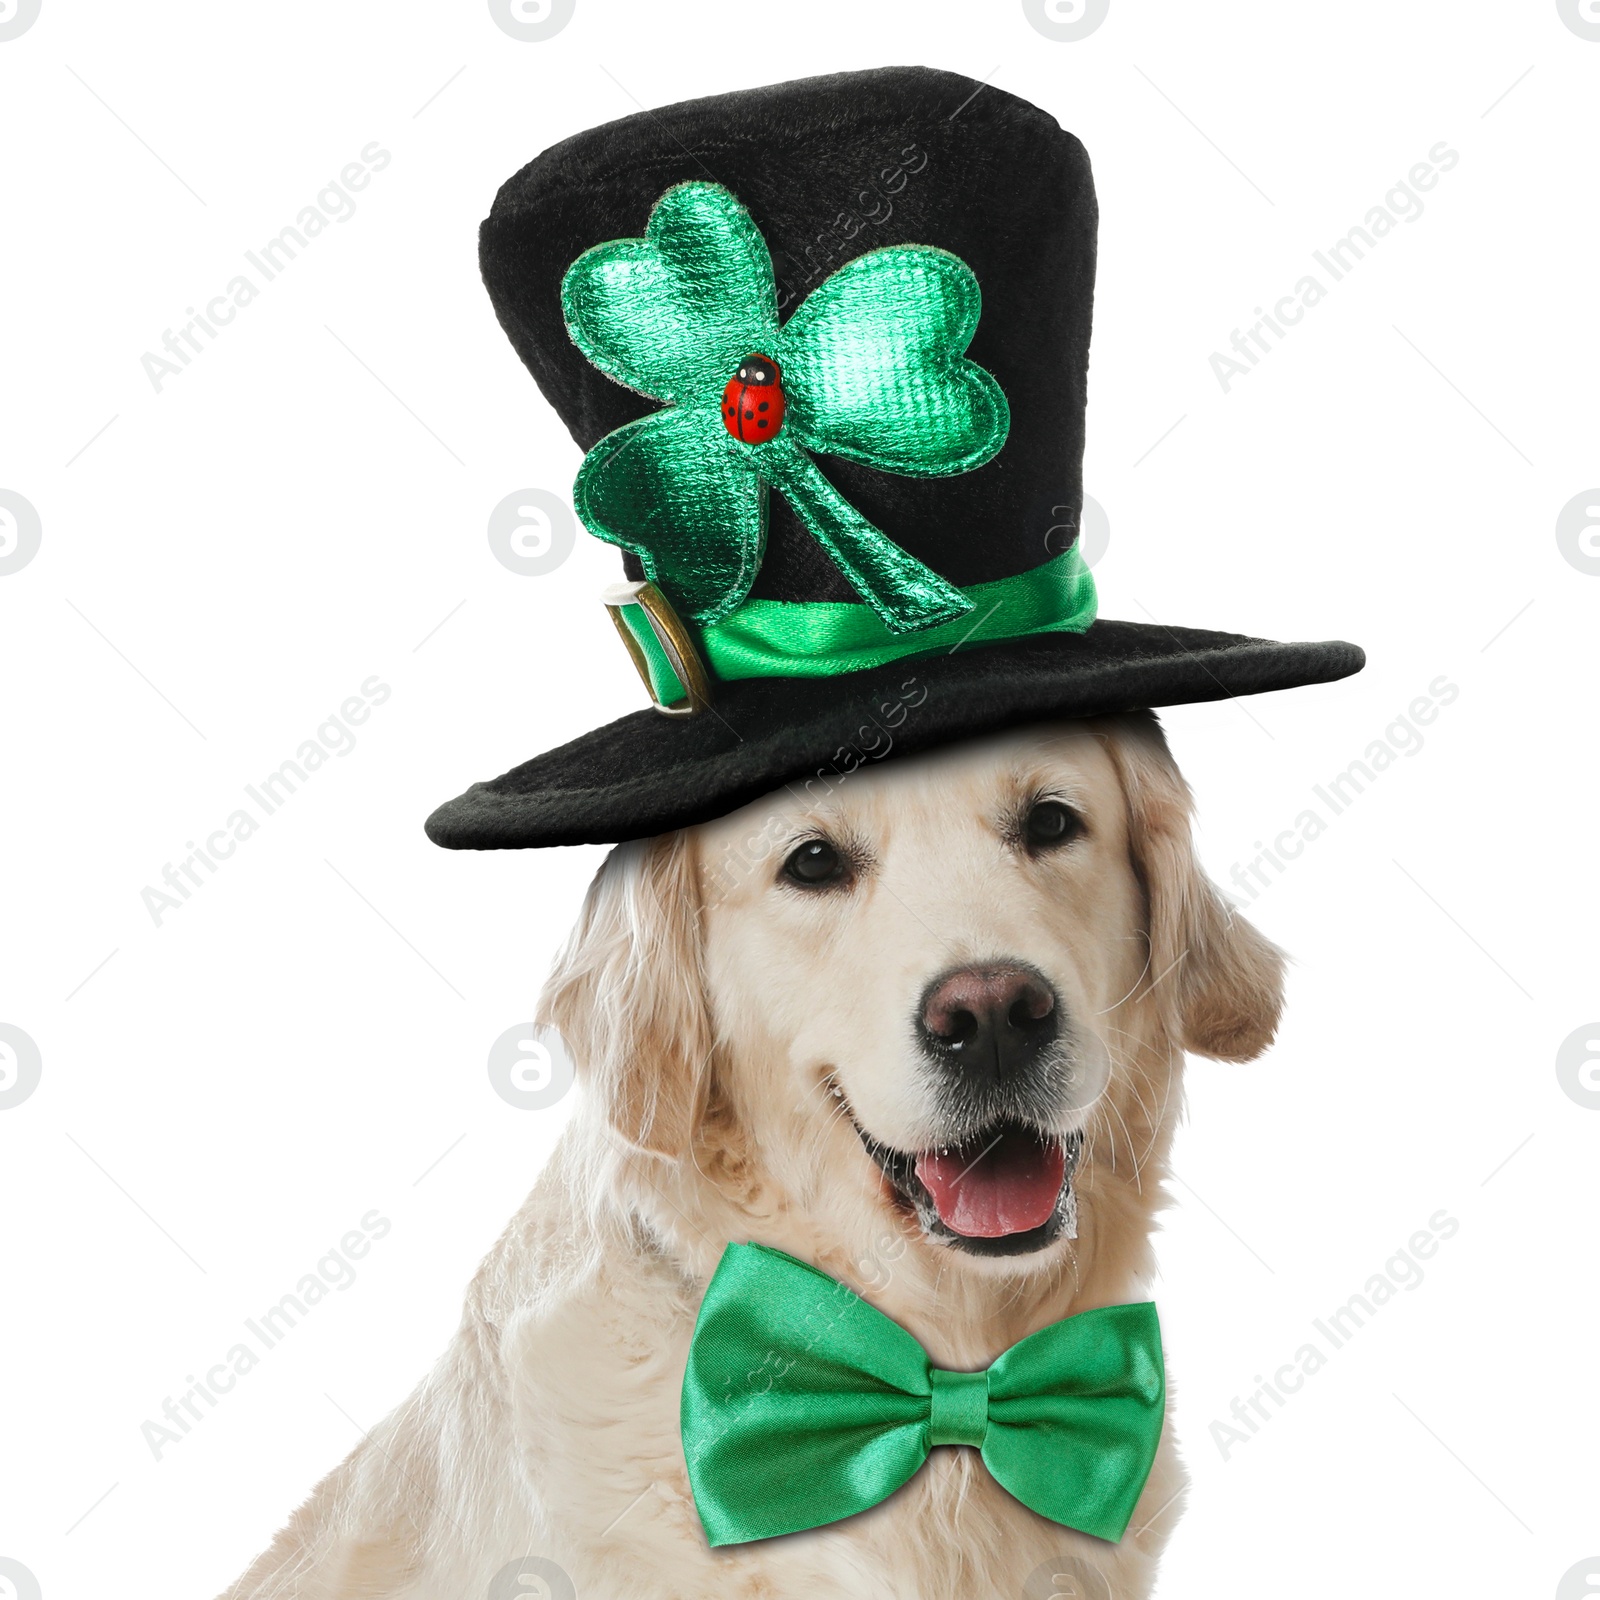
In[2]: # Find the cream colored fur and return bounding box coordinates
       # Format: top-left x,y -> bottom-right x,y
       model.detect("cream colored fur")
223,714 -> 1283,1600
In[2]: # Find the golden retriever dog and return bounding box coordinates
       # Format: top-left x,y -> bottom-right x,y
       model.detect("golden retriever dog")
225,711 -> 1283,1599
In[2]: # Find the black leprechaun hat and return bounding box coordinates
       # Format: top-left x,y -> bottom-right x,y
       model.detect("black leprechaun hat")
426,66 -> 1363,849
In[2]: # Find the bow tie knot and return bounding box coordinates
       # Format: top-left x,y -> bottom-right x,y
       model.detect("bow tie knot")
927,1366 -> 990,1448
681,1243 -> 1165,1547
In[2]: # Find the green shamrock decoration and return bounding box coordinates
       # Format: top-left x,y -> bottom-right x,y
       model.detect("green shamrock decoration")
562,182 -> 1010,634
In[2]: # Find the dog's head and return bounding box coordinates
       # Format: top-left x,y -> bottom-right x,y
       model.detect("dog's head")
543,714 -> 1283,1283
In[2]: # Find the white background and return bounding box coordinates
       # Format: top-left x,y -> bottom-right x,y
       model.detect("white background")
2,2 -> 1596,1596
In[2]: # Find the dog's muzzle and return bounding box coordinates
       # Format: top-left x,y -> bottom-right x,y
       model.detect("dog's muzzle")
916,961 -> 1066,1135
852,961 -> 1083,1257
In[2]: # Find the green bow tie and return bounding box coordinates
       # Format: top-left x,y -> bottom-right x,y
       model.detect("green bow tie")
681,1243 -> 1165,1547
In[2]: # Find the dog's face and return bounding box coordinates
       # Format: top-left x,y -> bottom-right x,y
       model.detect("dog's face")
696,725 -> 1143,1261
546,714 -> 1284,1283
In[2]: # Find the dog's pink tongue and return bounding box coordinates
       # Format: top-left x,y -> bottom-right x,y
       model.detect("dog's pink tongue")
915,1129 -> 1066,1238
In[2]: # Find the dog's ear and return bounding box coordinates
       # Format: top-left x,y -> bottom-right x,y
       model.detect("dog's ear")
540,832 -> 711,1157
1101,714 -> 1285,1061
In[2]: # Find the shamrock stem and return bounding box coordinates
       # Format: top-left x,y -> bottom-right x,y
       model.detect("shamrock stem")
756,439 -> 973,635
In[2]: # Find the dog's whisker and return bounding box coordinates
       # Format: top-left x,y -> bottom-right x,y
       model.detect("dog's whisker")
1103,1093 -> 1144,1191
1094,931 -> 1154,1016
1115,1033 -> 1181,1176
1096,1030 -> 1174,1193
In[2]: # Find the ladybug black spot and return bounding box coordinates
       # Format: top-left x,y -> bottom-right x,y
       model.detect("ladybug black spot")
758,401 -> 769,412
758,419 -> 769,429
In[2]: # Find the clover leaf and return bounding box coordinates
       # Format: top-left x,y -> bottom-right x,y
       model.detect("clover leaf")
563,182 -> 1009,633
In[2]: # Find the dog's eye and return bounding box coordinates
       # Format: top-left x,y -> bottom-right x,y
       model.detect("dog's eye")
782,838 -> 848,888
1023,799 -> 1084,851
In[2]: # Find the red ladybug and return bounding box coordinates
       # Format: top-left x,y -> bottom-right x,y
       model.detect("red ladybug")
722,353 -> 786,442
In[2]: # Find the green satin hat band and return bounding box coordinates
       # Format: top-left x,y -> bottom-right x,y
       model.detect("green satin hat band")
618,543 -> 1097,706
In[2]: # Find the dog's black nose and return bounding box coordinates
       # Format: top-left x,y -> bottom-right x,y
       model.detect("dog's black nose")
918,964 -> 1059,1074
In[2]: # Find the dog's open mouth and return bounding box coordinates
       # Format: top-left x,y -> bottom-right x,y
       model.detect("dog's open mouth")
858,1119 -> 1083,1257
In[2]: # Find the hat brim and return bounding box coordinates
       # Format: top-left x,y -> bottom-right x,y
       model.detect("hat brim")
424,619 -> 1364,849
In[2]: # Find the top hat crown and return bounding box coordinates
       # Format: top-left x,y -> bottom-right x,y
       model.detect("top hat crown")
480,65 -> 1097,615
427,66 -> 1361,850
